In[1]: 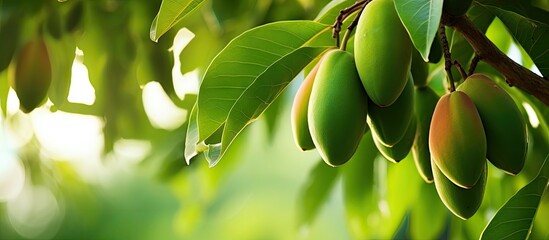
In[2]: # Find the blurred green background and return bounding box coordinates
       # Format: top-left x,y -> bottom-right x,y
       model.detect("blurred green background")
0,0 -> 548,239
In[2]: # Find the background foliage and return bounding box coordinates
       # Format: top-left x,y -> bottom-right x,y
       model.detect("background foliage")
0,0 -> 548,239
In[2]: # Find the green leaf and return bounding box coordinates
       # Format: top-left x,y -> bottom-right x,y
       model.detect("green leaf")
392,212 -> 411,239
477,0 -> 549,26
478,4 -> 549,78
44,34 -> 76,107
481,156 -> 549,240
394,0 -> 443,61
410,183 -> 447,239
150,0 -> 205,42
195,21 -> 332,166
341,131 -> 379,239
315,0 -> 356,24
185,104 -> 203,164
297,160 -> 339,225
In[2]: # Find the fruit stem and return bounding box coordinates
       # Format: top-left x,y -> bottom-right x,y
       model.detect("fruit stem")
468,54 -> 480,76
439,24 -> 456,92
453,60 -> 468,80
332,0 -> 370,47
339,2 -> 366,51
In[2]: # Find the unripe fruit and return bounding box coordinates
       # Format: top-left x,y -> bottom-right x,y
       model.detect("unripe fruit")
11,40 -> 52,113
411,50 -> 429,87
354,0 -> 412,107
457,74 -> 527,175
429,91 -> 486,188
443,0 -> 473,16
412,87 -> 439,183
308,50 -> 369,167
292,61 -> 321,151
373,115 -> 417,163
432,160 -> 486,220
368,75 -> 414,147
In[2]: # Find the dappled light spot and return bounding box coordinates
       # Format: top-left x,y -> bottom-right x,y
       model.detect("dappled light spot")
0,154 -> 25,202
7,88 -> 20,116
171,28 -> 199,100
31,107 -> 104,162
113,139 -> 151,164
142,81 -> 188,130
2,110 -> 34,149
522,102 -> 540,128
68,47 -> 95,105
7,185 -> 63,239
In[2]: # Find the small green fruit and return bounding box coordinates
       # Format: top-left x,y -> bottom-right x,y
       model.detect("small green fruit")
12,40 -> 52,113
354,0 -> 412,106
368,75 -> 414,147
432,160 -> 486,220
412,87 -> 439,183
457,74 -> 527,175
373,115 -> 417,163
429,91 -> 486,189
308,49 -> 369,167
291,61 -> 322,151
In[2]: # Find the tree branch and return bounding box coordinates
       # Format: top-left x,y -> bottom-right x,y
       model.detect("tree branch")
444,14 -> 549,106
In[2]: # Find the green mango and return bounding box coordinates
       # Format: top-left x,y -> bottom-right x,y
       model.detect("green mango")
12,40 -> 52,113
412,87 -> 439,183
411,50 -> 429,87
308,49 -> 369,167
443,0 -> 473,16
457,74 -> 527,175
368,75 -> 414,147
354,0 -> 412,107
291,61 -> 322,151
432,160 -> 486,220
373,115 -> 417,163
429,91 -> 486,189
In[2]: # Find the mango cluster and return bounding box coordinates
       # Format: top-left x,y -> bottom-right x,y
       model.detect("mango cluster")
291,0 -> 527,220
430,74 -> 527,219
291,0 -> 413,168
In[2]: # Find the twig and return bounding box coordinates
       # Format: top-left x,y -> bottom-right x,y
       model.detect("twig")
340,2 -> 367,50
439,25 -> 456,92
332,0 -> 368,47
453,60 -> 468,80
468,54 -> 480,76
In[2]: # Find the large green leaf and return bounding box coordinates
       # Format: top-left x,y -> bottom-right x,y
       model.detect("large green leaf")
341,131 -> 379,239
477,0 -> 549,26
481,156 -> 549,240
315,0 -> 356,24
194,21 -> 332,166
150,0 -> 205,42
478,4 -> 549,78
297,160 -> 339,225
394,0 -> 443,61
